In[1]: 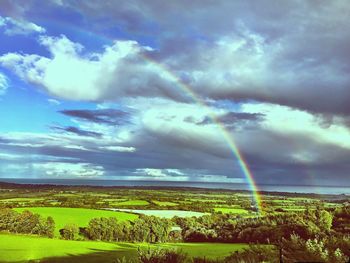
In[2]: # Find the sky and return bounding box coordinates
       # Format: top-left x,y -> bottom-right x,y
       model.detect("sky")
0,0 -> 349,186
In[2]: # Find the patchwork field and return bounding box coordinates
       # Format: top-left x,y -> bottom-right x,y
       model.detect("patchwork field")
0,197 -> 45,202
114,199 -> 150,206
152,200 -> 178,206
14,207 -> 138,236
214,207 -> 250,214
0,234 -> 250,263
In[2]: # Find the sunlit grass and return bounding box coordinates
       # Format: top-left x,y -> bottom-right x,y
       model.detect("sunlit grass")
152,200 -> 178,206
114,200 -> 150,206
0,234 -> 252,262
14,207 -> 138,236
214,207 -> 250,214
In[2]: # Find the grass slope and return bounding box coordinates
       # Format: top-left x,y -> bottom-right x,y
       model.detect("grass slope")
0,234 -> 250,263
0,234 -> 121,262
14,207 -> 138,236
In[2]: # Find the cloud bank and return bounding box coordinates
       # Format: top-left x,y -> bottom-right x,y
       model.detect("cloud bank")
0,0 -> 350,186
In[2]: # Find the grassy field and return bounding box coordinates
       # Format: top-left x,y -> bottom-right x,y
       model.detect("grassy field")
214,207 -> 250,214
14,207 -> 138,236
0,234 -> 250,262
53,193 -> 78,197
115,199 -> 150,206
0,197 -> 44,202
152,200 -> 178,206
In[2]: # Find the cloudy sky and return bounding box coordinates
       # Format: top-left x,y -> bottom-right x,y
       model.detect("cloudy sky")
0,0 -> 349,186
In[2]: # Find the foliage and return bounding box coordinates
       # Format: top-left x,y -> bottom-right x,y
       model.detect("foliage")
85,215 -> 172,243
137,247 -> 188,263
0,208 -> 55,237
115,257 -> 137,263
333,204 -> 350,233
14,207 -> 138,236
85,217 -> 131,241
224,245 -> 279,263
281,234 -> 349,263
59,224 -> 79,240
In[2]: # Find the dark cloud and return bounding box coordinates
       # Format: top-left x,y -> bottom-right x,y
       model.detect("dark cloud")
185,112 -> 264,129
59,109 -> 131,125
51,126 -> 102,138
3,0 -> 350,115
1,116 -> 350,186
69,0 -> 350,116
2,0 -> 350,186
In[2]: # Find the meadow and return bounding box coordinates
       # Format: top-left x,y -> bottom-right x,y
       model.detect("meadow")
213,207 -> 250,214
0,182 -> 348,262
0,234 -> 249,263
14,207 -> 138,236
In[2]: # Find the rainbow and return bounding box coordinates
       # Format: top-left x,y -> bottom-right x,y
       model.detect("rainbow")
37,19 -> 263,212
141,55 -> 263,213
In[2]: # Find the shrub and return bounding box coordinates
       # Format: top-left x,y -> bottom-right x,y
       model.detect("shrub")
59,224 -> 79,240
224,245 -> 279,263
137,247 -> 188,263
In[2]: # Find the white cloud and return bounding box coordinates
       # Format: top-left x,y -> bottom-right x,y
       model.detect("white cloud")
137,168 -> 167,177
99,146 -> 136,152
133,168 -> 190,181
33,162 -> 104,178
0,16 -> 45,35
47,98 -> 61,105
0,35 -> 183,101
63,145 -> 89,151
241,102 -> 350,149
133,168 -> 243,183
0,152 -> 22,161
0,72 -> 9,95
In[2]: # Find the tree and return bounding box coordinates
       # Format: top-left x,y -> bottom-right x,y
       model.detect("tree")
224,245 -> 279,263
137,247 -> 188,263
318,210 -> 333,233
60,224 -> 79,240
46,216 -> 55,238
281,234 -> 349,263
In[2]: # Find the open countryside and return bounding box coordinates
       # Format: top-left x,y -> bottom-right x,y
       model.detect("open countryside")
0,182 -> 349,262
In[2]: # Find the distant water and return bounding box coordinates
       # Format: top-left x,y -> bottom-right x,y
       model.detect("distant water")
0,178 -> 349,195
106,208 -> 207,218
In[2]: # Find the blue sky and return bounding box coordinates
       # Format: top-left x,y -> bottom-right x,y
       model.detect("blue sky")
0,0 -> 350,186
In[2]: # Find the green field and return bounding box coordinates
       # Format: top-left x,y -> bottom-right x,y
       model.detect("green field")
0,234 -> 250,263
188,198 -> 224,203
214,207 -> 249,214
0,197 -> 44,202
14,207 -> 138,236
54,193 -> 78,197
0,234 -> 121,263
152,200 -> 178,206
115,199 -> 150,206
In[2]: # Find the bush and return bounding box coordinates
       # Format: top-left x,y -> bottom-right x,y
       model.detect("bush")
60,224 -> 79,240
281,234 -> 349,263
137,247 -> 188,263
0,208 -> 55,237
193,258 -> 223,263
224,245 -> 279,263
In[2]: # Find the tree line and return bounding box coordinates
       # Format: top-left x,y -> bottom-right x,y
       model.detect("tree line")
60,215 -> 174,243
0,204 -> 349,262
0,208 -> 54,238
